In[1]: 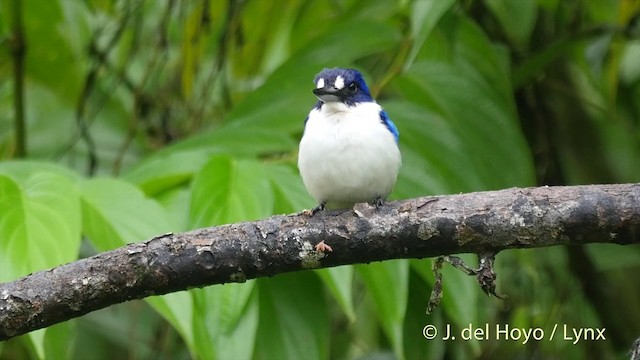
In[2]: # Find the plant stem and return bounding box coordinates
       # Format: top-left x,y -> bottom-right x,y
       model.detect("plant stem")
10,0 -> 26,157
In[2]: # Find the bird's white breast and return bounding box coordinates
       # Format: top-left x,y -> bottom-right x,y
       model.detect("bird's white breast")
298,102 -> 401,208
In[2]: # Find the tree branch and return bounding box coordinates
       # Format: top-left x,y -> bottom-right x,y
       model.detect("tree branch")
1,183 -> 639,340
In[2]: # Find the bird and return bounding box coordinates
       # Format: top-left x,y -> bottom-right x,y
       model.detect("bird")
298,68 -> 402,250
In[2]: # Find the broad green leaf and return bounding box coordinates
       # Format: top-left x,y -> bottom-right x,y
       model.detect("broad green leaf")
246,1 -> 303,74
585,0 -> 621,23
393,20 -> 535,191
0,172 -> 80,281
192,282 -> 258,360
393,147 -> 453,198
0,161 -> 81,183
316,266 -> 356,322
391,19 -> 537,195
124,128 -> 295,195
0,171 -> 80,359
403,271 -> 446,360
43,322 -> 74,360
405,0 -> 456,69
266,163 -> 314,214
357,260 -> 409,360
123,150 -> 212,197
586,244 -> 640,270
454,20 -> 514,104
80,178 -> 174,250
155,186 -> 191,232
386,100 -> 484,195
189,155 -> 273,227
485,0 -> 537,50
620,41 -> 640,83
173,126 -> 297,155
402,61 -> 529,189
0,175 -> 27,280
595,114 -> 640,182
145,292 -> 195,353
255,273 -> 329,360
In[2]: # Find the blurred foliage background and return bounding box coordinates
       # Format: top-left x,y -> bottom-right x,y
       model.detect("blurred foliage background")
1,0 -> 639,359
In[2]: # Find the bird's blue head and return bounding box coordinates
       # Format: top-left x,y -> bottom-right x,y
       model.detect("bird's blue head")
312,68 -> 374,107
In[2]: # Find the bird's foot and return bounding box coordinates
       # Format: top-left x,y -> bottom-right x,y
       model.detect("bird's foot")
372,197 -> 384,210
303,201 -> 326,216
314,240 -> 333,252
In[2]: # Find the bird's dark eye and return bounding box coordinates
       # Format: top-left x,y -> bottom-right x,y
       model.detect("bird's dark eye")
347,82 -> 357,93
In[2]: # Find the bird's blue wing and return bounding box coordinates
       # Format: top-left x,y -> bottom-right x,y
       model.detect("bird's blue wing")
379,110 -> 399,142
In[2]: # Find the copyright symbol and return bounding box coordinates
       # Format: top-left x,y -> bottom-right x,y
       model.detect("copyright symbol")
422,325 -> 437,339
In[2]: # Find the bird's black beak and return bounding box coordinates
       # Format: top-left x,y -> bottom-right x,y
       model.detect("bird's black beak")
313,87 -> 342,102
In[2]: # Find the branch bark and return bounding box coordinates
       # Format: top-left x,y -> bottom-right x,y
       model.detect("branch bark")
1,183 -> 639,340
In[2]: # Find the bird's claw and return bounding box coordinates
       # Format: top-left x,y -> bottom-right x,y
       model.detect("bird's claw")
303,202 -> 326,216
372,197 -> 384,209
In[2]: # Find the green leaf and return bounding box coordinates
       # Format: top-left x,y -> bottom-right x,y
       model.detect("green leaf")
145,292 -> 195,353
255,273 -> 329,360
266,163 -> 314,214
485,0 -> 537,50
586,244 -> 640,271
357,260 -> 409,360
122,150 -> 209,197
80,178 -> 174,250
124,127 -> 295,196
403,271 -> 445,359
0,172 -> 80,281
189,155 -> 273,227
414,62 -> 533,188
392,19 -> 535,193
192,282 -> 258,360
0,170 -> 80,359
0,175 -> 27,280
252,1 -> 302,74
155,187 -> 191,232
387,101 -> 483,196
315,266 -> 356,322
405,0 -> 457,69
43,321 -> 75,360
0,160 -> 81,183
